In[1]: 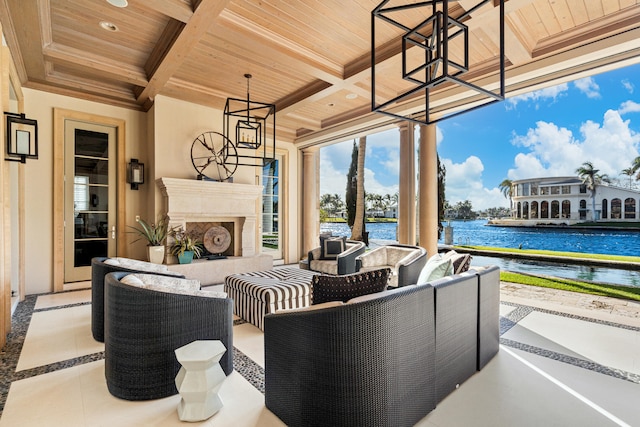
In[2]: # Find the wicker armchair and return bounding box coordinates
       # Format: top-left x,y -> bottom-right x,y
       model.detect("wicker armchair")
355,243 -> 427,287
91,257 -> 185,342
307,239 -> 366,275
103,271 -> 233,401
264,284 -> 436,427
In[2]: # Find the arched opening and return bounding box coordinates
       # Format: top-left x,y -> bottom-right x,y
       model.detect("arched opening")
540,201 -> 549,219
522,201 -> 529,219
551,200 -> 560,218
561,200 -> 570,219
625,198 -> 635,219
530,201 -> 538,219
517,202 -> 521,219
611,198 -> 622,219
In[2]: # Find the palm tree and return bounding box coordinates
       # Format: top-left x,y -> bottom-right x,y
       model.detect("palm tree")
631,156 -> 640,180
621,167 -> 635,189
499,179 -> 513,217
351,136 -> 366,241
576,161 -> 610,221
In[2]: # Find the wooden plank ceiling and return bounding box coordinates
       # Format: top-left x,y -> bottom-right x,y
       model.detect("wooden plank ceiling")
1,0 -> 639,145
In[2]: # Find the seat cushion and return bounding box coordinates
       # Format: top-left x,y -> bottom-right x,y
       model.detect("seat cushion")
309,259 -> 339,275
121,273 -> 201,293
311,268 -> 390,304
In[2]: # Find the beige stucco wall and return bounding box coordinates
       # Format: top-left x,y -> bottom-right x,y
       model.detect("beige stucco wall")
151,95 -> 301,265
20,90 -> 301,295
23,88 -> 147,294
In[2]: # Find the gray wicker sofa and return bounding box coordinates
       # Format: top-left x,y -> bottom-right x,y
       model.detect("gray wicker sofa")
103,271 -> 233,401
264,265 -> 500,427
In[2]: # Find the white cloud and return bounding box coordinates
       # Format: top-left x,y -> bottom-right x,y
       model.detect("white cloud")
574,77 -> 601,99
622,79 -> 634,94
619,100 -> 640,115
507,109 -> 640,180
506,83 -> 569,109
441,156 -> 510,210
319,140 -> 399,199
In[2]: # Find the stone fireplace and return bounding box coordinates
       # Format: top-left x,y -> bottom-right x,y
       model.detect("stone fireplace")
158,177 -> 262,258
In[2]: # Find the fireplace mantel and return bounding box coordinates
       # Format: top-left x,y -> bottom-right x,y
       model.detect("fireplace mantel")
158,177 -> 262,257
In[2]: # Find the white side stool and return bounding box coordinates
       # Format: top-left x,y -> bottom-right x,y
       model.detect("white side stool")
174,340 -> 227,422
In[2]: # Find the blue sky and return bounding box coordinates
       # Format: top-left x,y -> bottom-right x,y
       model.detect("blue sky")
320,62 -> 640,211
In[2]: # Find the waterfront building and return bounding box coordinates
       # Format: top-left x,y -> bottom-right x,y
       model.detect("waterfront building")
494,176 -> 640,226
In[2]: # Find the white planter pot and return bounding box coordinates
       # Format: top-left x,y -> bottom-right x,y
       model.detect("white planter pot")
147,245 -> 165,264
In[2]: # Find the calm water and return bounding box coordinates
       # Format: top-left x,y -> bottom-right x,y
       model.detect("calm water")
320,220 -> 640,286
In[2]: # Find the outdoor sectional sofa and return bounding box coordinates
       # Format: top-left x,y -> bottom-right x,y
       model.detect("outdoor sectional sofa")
263,265 -> 500,427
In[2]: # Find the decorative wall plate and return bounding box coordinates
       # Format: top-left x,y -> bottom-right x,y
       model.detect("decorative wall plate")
191,131 -> 238,181
203,226 -> 232,254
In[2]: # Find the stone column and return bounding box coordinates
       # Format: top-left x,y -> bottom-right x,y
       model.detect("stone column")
398,122 -> 416,245
418,124 -> 438,258
302,147 -> 319,258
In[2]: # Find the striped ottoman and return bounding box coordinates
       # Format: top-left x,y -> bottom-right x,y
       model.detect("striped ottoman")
224,268 -> 317,330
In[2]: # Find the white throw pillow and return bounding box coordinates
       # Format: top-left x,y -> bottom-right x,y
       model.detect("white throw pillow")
131,273 -> 201,293
417,254 -> 453,284
120,273 -> 146,287
104,257 -> 172,274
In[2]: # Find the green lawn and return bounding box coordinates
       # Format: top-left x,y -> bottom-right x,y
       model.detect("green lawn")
452,245 -> 640,301
501,271 -> 640,302
456,245 -> 640,263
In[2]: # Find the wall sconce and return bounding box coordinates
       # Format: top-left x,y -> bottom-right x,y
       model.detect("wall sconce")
5,112 -> 38,163
127,158 -> 144,190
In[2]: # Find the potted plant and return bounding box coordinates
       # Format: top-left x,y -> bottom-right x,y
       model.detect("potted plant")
128,216 -> 169,264
169,227 -> 203,264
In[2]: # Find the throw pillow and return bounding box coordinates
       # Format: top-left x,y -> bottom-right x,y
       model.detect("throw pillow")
320,236 -> 346,260
311,268 -> 390,304
131,273 -> 201,293
451,254 -> 472,274
417,254 -> 453,284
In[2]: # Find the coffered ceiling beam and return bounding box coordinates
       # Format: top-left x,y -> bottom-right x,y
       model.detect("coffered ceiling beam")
43,43 -> 149,86
135,0 -> 231,108
142,0 -> 194,24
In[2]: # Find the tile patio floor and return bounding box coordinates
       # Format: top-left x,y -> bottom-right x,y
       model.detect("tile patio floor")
1,279 -> 639,426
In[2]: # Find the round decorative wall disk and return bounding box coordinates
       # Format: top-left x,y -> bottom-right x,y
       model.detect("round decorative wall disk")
203,226 -> 231,254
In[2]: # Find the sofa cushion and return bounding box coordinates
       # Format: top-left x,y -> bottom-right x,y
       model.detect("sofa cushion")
122,273 -> 201,294
103,257 -> 183,276
320,236 -> 346,260
311,268 -> 390,304
309,259 -> 339,275
449,252 -> 472,274
417,254 -> 453,284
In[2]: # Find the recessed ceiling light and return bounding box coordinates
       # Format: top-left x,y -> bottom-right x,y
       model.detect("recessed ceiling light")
107,0 -> 128,7
346,93 -> 358,100
99,21 -> 119,31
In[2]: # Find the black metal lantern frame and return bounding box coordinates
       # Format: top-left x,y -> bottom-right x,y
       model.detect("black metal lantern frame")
371,0 -> 505,125
223,74 -> 276,167
5,112 -> 38,163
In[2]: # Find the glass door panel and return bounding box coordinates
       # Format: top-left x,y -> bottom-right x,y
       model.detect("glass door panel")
64,122 -> 116,282
262,158 -> 281,260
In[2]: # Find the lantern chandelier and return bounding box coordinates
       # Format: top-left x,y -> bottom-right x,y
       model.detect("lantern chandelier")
371,0 -> 505,125
223,73 -> 276,167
